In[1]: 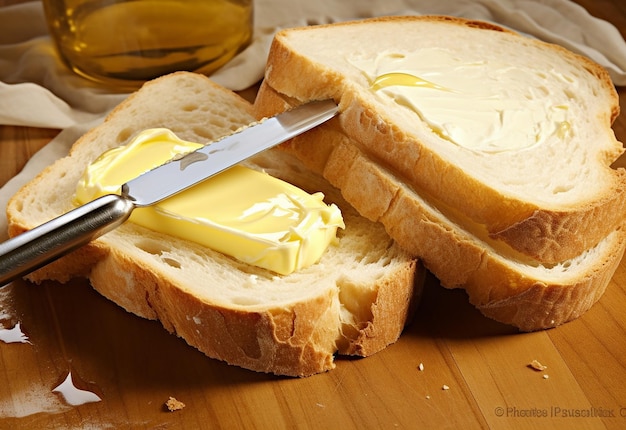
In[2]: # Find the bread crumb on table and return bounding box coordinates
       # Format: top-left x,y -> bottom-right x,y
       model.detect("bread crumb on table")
418,362 -> 424,371
528,359 -> 547,371
442,385 -> 450,390
166,396 -> 186,412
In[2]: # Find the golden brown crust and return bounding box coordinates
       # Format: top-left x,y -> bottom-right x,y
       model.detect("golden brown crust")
338,93 -> 626,264
88,247 -> 340,375
254,82 -> 626,331
262,15 -> 626,264
339,260 -> 423,356
87,238 -> 421,374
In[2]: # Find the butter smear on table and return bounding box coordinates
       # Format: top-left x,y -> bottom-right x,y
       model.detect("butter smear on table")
75,128 -> 344,275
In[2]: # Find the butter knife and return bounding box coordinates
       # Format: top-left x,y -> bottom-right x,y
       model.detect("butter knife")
0,100 -> 338,286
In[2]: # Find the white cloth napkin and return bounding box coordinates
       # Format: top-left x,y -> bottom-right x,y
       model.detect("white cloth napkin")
1,0 -> 626,239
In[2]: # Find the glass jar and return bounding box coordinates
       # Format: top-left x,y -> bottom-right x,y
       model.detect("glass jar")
42,0 -> 253,90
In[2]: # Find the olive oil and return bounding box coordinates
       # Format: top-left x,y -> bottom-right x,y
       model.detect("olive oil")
43,0 -> 253,89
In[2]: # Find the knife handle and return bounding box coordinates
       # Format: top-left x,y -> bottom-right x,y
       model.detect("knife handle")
0,194 -> 134,287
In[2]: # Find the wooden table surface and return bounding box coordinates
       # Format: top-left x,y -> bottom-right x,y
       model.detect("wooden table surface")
1,1 -> 626,429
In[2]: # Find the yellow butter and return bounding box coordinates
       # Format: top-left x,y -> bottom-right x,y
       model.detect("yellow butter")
75,128 -> 344,275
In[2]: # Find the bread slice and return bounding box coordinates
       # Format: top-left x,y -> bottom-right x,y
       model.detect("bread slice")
260,15 -> 626,264
5,72 -> 422,377
254,70 -> 626,332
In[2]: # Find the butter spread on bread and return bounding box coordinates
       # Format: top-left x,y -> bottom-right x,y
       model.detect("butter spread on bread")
359,49 -> 572,153
254,16 -> 626,331
260,15 -> 626,264
75,128 -> 344,275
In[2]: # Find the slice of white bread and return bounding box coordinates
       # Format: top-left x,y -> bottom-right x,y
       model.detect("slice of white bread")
260,15 -> 626,265
253,21 -> 626,331
5,72 -> 422,377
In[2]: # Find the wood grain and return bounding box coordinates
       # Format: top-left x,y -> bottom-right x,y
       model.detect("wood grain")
1,0 -> 626,429
0,127 -> 58,187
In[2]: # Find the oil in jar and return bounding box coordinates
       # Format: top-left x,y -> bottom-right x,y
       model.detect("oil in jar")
43,0 -> 253,89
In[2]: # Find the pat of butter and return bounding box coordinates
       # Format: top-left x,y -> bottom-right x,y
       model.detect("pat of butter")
75,128 -> 344,275
351,49 -> 573,153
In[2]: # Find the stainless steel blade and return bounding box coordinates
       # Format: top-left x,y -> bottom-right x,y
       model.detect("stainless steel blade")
0,99 -> 338,286
123,99 -> 338,206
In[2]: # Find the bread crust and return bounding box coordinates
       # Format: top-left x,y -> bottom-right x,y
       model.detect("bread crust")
87,233 -> 421,374
89,243 -> 341,375
6,72 -> 422,376
254,81 -> 626,331
262,15 -> 626,264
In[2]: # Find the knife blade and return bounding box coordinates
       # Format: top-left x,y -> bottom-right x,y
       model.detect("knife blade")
0,99 -> 338,286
